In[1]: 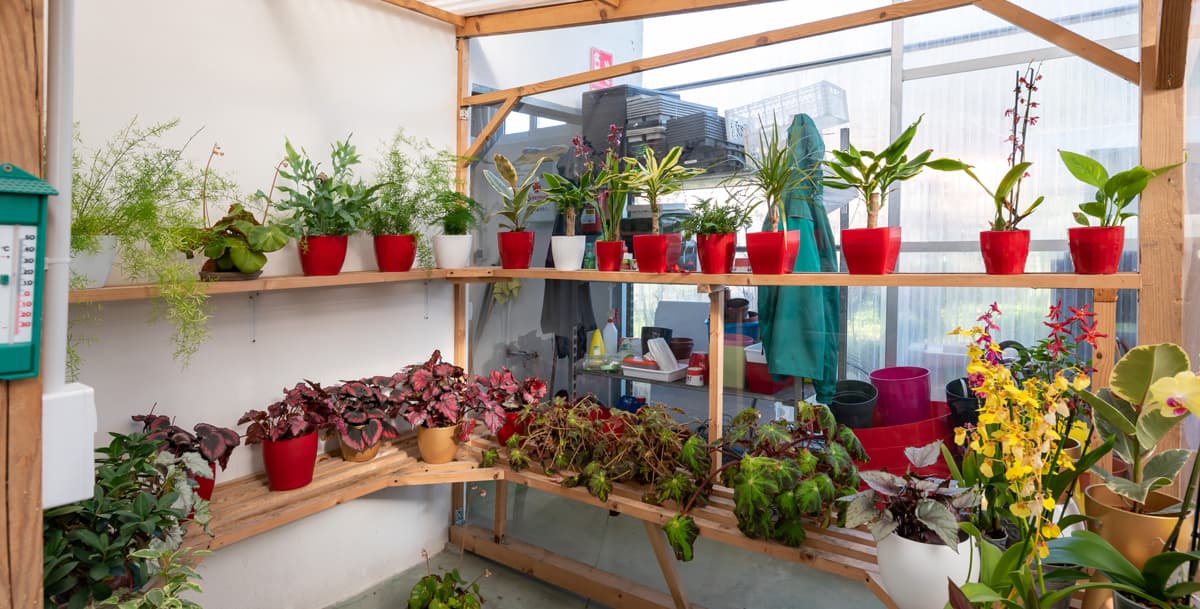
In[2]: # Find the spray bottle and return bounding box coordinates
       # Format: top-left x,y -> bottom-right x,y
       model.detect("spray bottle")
602,308 -> 619,355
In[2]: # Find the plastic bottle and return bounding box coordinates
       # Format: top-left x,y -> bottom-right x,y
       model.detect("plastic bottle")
602,309 -> 619,356
589,329 -> 606,358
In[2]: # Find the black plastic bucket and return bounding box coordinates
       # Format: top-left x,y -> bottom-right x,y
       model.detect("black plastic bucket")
945,377 -> 981,428
830,380 -> 878,428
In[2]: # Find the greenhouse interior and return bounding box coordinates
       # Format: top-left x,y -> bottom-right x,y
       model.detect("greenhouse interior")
3,0 -> 1200,608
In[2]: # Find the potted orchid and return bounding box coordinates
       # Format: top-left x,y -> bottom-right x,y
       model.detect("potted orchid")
594,125 -> 633,272
237,380 -> 338,491
396,350 -> 505,464
330,376 -> 405,462
625,145 -> 704,273
484,153 -> 551,269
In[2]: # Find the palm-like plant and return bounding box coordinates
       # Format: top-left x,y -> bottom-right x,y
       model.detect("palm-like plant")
625,146 -> 704,234
736,119 -> 809,232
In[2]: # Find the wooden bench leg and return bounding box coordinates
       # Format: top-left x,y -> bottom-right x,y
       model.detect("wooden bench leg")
493,480 -> 509,543
643,520 -> 692,609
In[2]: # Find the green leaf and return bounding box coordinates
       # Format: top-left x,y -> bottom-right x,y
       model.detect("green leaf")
409,576 -> 437,609
824,442 -> 853,475
915,499 -> 961,549
480,448 -> 498,468
482,169 -> 515,201
662,514 -> 699,562
1111,343 -> 1191,407
1136,410 -> 1186,455
246,225 -> 288,252
842,492 -> 882,529
1140,448 -> 1190,492
775,519 -> 807,547
1093,468 -> 1155,505
586,468 -> 612,502
924,158 -> 971,172
1046,531 -> 1146,588
655,473 -> 697,506
795,479 -> 823,516
1059,150 -> 1110,189
679,435 -> 711,479
228,244 -> 267,273
1081,388 -> 1136,435
1143,550 -> 1200,598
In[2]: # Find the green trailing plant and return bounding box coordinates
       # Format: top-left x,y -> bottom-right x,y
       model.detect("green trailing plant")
484,153 -> 551,232
1058,150 -> 1181,228
43,433 -> 211,609
821,116 -> 963,229
94,547 -> 210,609
272,135 -> 382,239
367,130 -> 455,241
663,404 -> 867,562
407,551 -> 488,609
734,118 -> 809,232
624,145 -> 705,234
676,197 -> 757,239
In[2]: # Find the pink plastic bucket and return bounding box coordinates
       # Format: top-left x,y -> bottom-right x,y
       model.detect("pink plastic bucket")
870,366 -> 931,427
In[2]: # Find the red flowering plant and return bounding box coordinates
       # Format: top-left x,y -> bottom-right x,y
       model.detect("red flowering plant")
396,350 -> 504,438
132,413 -> 240,471
329,376 -> 404,452
238,380 -> 338,444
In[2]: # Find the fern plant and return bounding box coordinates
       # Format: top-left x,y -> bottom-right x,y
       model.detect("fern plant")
273,135 -> 381,238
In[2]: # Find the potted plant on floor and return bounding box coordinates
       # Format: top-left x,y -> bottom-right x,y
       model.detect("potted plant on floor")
481,368 -> 547,445
842,441 -> 980,609
330,376 -> 404,462
93,546 -> 209,609
677,197 -> 756,275
274,135 -> 381,276
1078,342 -> 1198,567
625,145 -> 704,273
131,412 -> 240,502
408,550 -> 489,609
430,190 -> 483,269
238,380 -> 337,491
367,131 -> 451,272
541,136 -> 599,271
1058,150 -> 1180,274
822,116 -> 961,274
737,119 -> 807,274
396,350 -> 504,464
594,125 -> 633,272
484,153 -> 551,269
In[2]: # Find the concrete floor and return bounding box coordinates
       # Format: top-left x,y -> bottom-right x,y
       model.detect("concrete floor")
332,481 -> 885,609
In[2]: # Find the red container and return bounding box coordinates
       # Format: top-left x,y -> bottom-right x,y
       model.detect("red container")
697,233 -> 736,274
496,411 -> 527,446
853,401 -> 954,478
373,234 -> 417,272
194,462 -> 216,502
979,229 -> 1030,275
1068,226 -> 1124,274
298,235 -> 349,276
745,230 -> 800,274
595,240 -> 626,272
745,361 -> 794,395
498,231 -> 536,269
633,234 -> 668,272
262,432 -> 318,491
842,227 -> 902,274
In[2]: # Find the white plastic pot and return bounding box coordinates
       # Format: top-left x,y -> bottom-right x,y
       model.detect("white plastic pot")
69,236 -> 118,288
551,235 -> 586,271
876,533 -> 977,609
433,234 -> 473,269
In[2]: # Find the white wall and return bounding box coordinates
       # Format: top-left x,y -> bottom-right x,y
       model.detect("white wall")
72,2 -> 458,607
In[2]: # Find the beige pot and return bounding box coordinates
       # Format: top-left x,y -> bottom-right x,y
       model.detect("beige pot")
1084,484 -> 1183,569
417,425 -> 461,464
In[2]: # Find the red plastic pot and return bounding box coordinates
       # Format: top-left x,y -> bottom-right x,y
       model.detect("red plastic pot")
697,233 -> 736,274
841,227 -> 902,274
373,234 -> 416,272
745,230 -> 800,274
194,462 -> 216,502
979,230 -> 1030,275
498,231 -> 536,269
633,234 -> 666,272
853,401 -> 954,479
298,235 -> 349,276
496,411 -> 528,446
1068,226 -> 1124,274
595,240 -> 626,272
262,432 -> 318,491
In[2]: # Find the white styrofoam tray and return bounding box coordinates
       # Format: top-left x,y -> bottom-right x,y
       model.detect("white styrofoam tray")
621,363 -> 687,382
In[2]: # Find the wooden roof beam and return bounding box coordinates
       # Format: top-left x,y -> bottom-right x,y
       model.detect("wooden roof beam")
1155,0 -> 1191,89
458,0 -> 782,37
975,0 -> 1139,85
463,0 -> 977,106
378,0 -> 466,27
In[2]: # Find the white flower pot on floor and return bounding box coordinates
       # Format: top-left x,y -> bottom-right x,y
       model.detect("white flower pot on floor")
433,234 -> 473,269
876,533 -> 977,609
551,236 -> 586,271
70,236 -> 118,288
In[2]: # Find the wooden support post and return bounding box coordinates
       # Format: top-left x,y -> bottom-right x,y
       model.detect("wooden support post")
1091,289 -> 1119,389
707,288 -> 725,473
462,95 -> 519,164
455,36 -> 471,188
493,480 -> 508,543
642,520 -> 692,609
1155,0 -> 1191,89
451,280 -> 469,531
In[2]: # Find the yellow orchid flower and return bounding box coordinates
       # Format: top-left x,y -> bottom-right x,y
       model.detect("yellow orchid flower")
1149,370 -> 1200,417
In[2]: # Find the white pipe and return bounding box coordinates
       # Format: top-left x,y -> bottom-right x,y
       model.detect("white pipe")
43,0 -> 75,394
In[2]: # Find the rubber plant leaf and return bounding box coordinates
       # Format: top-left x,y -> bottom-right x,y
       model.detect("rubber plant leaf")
1081,388 -> 1137,435
663,514 -> 699,562
1136,410 -> 1187,454
1111,343 -> 1191,406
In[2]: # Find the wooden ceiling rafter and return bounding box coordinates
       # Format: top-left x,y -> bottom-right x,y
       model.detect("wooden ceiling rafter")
1155,0 -> 1191,89
378,0 -> 467,27
457,0 -> 782,37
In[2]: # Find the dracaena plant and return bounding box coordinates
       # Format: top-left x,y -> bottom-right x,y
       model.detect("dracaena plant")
624,145 -> 705,235
131,412 -> 240,471
395,350 -> 504,437
842,441 -> 979,549
238,380 -> 337,444
484,153 -> 551,232
330,377 -> 404,452
273,135 -> 382,238
735,118 -> 808,232
1059,150 -> 1181,227
480,368 -> 547,412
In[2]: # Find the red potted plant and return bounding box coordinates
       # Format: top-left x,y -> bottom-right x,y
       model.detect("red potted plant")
274,136 -> 381,276
741,120 -> 806,274
1058,149 -> 1179,274
485,153 -> 551,269
626,145 -> 704,273
677,198 -> 756,275
823,116 -> 961,274
238,380 -> 337,491
594,125 -> 632,272
330,376 -> 404,462
481,369 -> 548,445
131,413 -> 240,503
396,350 -> 505,464
366,131 -> 452,272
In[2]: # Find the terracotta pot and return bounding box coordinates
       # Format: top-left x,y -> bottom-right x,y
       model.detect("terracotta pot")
1084,484 -> 1183,568
979,229 -> 1030,275
876,533 -> 977,609
417,424 -> 461,464
373,234 -> 417,272
1069,226 -> 1124,274
339,425 -> 382,462
842,227 -> 902,274
745,230 -> 799,274
297,235 -> 349,276
498,230 -> 535,269
594,240 -> 626,272
696,233 -> 736,274
262,432 -> 318,491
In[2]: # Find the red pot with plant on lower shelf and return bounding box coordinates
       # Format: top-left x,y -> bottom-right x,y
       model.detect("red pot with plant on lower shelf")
595,240 -> 626,271
132,413 -> 240,502
298,235 -> 349,276
979,229 -> 1030,275
239,380 -> 339,491
497,231 -> 536,269
373,234 -> 417,272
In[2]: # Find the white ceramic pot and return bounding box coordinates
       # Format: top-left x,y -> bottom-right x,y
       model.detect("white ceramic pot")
551,235 -> 586,271
70,236 -> 118,288
876,533 -> 977,609
433,234 -> 473,269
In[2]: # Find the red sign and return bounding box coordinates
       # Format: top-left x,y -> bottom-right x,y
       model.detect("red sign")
589,47 -> 613,90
